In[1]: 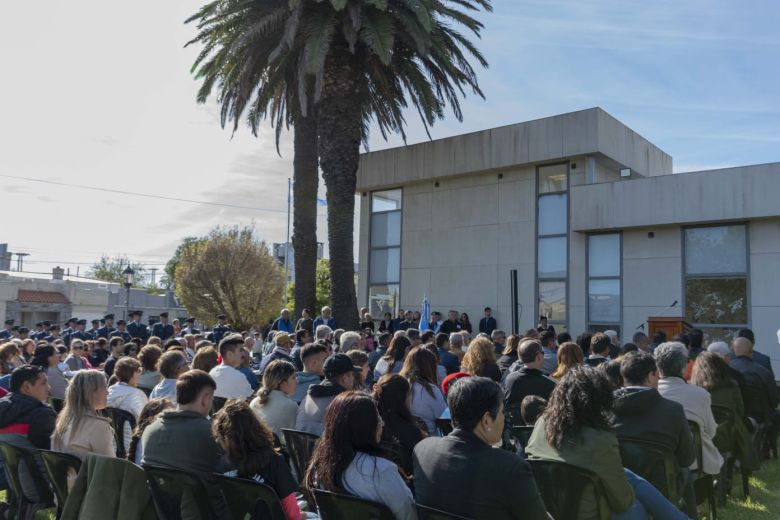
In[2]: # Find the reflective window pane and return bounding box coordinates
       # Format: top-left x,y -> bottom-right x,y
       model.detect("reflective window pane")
538,281 -> 566,322
538,237 -> 567,277
538,194 -> 568,236
589,279 -> 621,323
589,324 -> 621,337
685,226 -> 746,274
369,248 -> 400,284
588,234 -> 620,277
372,189 -> 402,212
371,212 -> 401,247
369,284 -> 399,318
685,277 -> 747,325
538,164 -> 568,193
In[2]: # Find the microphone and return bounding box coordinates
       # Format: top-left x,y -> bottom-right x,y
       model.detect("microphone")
635,300 -> 678,330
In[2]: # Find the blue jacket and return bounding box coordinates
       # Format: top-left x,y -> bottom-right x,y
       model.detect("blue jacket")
312,316 -> 337,331
437,347 -> 460,375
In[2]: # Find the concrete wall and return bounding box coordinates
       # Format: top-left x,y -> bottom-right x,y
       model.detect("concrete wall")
748,219 -> 780,368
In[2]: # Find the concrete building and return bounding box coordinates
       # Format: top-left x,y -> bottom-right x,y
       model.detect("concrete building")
356,107 -> 780,367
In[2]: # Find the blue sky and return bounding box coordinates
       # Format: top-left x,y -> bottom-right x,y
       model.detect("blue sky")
0,0 -> 778,275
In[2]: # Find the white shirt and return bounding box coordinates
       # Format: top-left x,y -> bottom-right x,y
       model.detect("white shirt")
107,382 -> 149,451
209,364 -> 254,400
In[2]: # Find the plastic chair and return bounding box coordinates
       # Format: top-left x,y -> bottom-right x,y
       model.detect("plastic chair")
416,503 -> 473,520
688,421 -> 717,520
617,436 -> 680,504
511,426 -> 535,451
211,396 -> 228,416
281,429 -> 319,484
0,442 -> 55,520
143,464 -> 220,520
39,450 -> 82,518
104,406 -> 137,458
527,459 -> 610,520
313,489 -> 395,520
214,473 -> 285,520
49,397 -> 65,414
435,418 -> 453,436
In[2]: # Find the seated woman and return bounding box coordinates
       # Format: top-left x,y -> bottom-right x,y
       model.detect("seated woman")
64,340 -> 90,371
373,336 -> 411,380
550,341 -> 584,381
31,344 -> 68,400
526,367 -> 688,520
400,347 -> 447,435
412,376 -> 548,519
107,357 -> 149,451
136,345 -> 163,393
250,360 -> 299,444
52,370 -> 115,458
497,335 -> 521,377
460,337 -> 501,382
214,400 -> 301,520
373,374 -> 426,475
150,350 -> 189,404
127,398 -> 174,465
303,392 -> 416,520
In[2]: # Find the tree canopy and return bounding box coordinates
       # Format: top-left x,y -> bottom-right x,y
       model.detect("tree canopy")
87,255 -> 149,286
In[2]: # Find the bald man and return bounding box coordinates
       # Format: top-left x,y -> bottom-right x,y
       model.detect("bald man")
731,337 -> 780,436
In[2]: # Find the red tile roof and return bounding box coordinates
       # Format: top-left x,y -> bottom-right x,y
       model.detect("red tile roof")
17,290 -> 70,304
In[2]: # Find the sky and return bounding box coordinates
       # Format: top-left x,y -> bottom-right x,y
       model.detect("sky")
1,0 -> 778,279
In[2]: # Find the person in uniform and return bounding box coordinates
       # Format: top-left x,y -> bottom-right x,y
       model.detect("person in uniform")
0,319 -> 14,340
110,320 -> 133,342
127,310 -> 149,344
17,327 -> 29,340
62,317 -> 78,346
206,314 -> 231,345
46,324 -> 60,341
69,319 -> 89,343
97,314 -> 117,339
179,317 -> 200,336
151,312 -> 175,341
86,319 -> 101,340
30,322 -> 44,340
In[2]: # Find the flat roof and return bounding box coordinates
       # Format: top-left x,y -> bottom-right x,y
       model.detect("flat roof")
0,270 -> 117,287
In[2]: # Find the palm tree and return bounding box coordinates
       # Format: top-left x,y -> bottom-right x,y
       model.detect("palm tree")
186,0 -> 320,320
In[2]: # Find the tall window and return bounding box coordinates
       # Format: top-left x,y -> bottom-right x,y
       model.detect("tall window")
588,233 -> 621,336
368,189 -> 402,319
536,163 -> 568,331
684,224 -> 748,340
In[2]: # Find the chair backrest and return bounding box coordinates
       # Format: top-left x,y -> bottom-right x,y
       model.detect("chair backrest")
144,464 -> 220,520
39,450 -> 82,512
49,397 -> 65,414
527,459 -> 609,520
617,436 -> 679,503
687,420 -> 704,472
711,404 -> 736,454
0,442 -> 55,508
104,406 -> 137,458
214,473 -> 285,520
417,503 -> 473,520
313,489 -> 395,520
743,383 -> 771,423
435,418 -> 453,436
281,429 -> 319,483
511,426 -> 535,450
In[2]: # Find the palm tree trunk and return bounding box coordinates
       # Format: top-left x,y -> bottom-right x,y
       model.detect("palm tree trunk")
292,113 -> 319,321
317,50 -> 361,331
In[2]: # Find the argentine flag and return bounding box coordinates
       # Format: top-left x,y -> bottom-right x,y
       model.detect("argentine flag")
419,295 -> 431,331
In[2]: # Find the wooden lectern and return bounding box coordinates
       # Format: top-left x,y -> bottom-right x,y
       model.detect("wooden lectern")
647,317 -> 691,340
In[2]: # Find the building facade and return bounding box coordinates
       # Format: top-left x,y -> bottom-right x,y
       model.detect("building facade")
356,108 -> 780,366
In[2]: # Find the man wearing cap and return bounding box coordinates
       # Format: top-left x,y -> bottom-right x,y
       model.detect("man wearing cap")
206,315 -> 232,345
151,312 -> 174,341
0,320 -> 14,341
68,320 -> 89,345
258,332 -> 295,375
97,314 -> 117,339
62,318 -> 78,346
179,318 -> 200,337
127,311 -> 149,344
86,319 -> 101,340
295,353 -> 361,436
109,320 -> 132,342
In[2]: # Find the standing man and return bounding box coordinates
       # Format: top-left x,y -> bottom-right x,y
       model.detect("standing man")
391,310 -> 406,333
97,314 -> 117,339
439,310 -> 462,335
0,320 -> 13,341
61,318 -> 77,344
86,319 -> 101,340
313,306 -> 337,331
110,320 -> 132,343
207,315 -> 231,345
30,322 -> 44,341
536,315 -> 556,336
127,311 -> 149,344
152,312 -> 175,341
479,307 -> 497,336
69,319 -> 89,344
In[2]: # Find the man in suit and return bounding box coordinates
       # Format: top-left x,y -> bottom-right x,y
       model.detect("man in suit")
206,315 -> 231,345
731,337 -> 780,428
110,320 -> 132,342
478,307 -> 497,336
86,319 -> 101,340
151,312 -> 175,341
127,310 -> 149,344
0,320 -> 14,341
736,328 -> 774,378
97,314 -> 117,339
536,315 -> 556,336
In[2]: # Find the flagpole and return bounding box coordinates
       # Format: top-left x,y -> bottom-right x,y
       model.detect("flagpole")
284,177 -> 291,306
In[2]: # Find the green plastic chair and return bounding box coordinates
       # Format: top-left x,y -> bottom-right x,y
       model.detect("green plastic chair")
617,436 -> 680,504
143,464 -> 220,520
313,488 -> 394,520
416,503 -> 473,520
527,459 -> 610,520
688,421 -> 717,520
39,450 -> 82,518
281,429 -> 319,484
511,425 -> 535,451
0,442 -> 55,520
103,407 -> 136,459
214,473 -> 285,520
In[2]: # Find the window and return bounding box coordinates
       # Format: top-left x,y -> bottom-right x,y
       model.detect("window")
368,189 -> 402,317
684,225 -> 748,333
588,233 -> 621,332
536,164 -> 568,329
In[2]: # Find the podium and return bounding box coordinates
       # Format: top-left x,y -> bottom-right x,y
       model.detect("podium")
647,317 -> 691,340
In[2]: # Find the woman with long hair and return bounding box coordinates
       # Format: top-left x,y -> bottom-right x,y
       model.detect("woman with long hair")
52,370 -> 114,458
30,344 -> 68,400
303,392 -> 415,520
460,313 -> 473,334
214,400 -> 301,520
20,339 -> 36,363
550,341 -> 584,380
373,335 -> 411,380
400,347 -> 446,435
0,342 -> 21,375
497,334 -> 521,374
107,357 -> 149,451
249,360 -> 298,444
379,312 -> 394,333
576,332 -> 594,358
373,374 -> 426,475
460,337 -> 501,382
526,367 -> 687,520
127,398 -> 174,465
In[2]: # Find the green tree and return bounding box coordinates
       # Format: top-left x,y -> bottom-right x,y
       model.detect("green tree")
187,0 -> 491,330
287,258 -> 332,313
175,225 -> 284,330
87,255 -> 149,286
163,236 -> 204,290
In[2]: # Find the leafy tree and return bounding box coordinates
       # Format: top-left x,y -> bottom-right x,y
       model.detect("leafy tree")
287,258 -> 332,314
87,255 -> 149,286
163,236 -> 204,290
175,225 -> 285,330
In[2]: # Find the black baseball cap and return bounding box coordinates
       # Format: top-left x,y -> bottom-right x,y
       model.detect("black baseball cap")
323,353 -> 361,379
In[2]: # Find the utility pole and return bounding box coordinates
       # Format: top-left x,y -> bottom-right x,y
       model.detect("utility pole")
15,252 -> 29,272
150,267 -> 158,288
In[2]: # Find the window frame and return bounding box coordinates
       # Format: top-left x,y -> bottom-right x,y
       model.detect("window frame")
367,189 -> 403,317
586,232 -> 622,332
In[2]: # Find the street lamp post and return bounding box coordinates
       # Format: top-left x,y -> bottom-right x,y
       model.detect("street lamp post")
123,266 -> 135,321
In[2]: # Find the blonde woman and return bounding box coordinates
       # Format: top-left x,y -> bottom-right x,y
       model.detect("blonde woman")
550,342 -> 584,380
250,360 -> 298,443
52,370 -> 115,458
460,337 -> 501,382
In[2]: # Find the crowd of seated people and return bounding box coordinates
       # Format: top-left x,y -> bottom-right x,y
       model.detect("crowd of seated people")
2,310 -> 780,520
